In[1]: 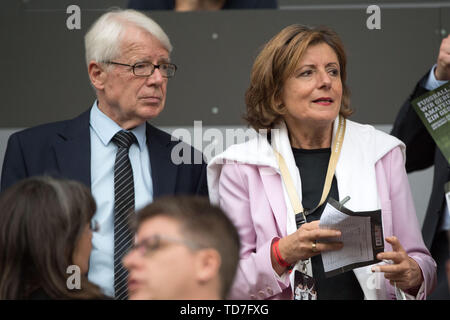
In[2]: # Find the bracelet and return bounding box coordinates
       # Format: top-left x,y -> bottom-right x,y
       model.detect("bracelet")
272,239 -> 291,268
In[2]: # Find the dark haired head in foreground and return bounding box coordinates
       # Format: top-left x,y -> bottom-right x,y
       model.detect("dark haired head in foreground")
124,195 -> 240,299
0,176 -> 105,299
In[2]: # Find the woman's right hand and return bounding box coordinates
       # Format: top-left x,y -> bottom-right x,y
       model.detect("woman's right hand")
272,221 -> 343,275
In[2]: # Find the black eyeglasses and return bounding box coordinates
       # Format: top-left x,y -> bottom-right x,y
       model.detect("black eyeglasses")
129,234 -> 204,257
105,61 -> 177,78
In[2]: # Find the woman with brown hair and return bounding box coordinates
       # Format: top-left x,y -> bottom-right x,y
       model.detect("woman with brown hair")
0,176 -> 106,299
207,25 -> 436,299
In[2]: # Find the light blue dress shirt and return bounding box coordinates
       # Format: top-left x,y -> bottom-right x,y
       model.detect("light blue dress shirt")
88,101 -> 153,297
422,65 -> 450,231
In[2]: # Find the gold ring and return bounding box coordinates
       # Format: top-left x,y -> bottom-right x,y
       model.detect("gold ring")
311,241 -> 317,253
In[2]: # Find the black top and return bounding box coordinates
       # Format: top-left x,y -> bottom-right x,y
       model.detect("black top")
128,0 -> 278,10
292,147 -> 364,300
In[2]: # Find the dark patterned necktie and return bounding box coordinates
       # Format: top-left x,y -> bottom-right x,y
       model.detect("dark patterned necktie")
111,130 -> 137,300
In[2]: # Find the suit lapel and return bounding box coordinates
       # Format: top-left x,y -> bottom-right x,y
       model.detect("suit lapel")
53,110 -> 91,188
146,123 -> 177,198
259,167 -> 287,237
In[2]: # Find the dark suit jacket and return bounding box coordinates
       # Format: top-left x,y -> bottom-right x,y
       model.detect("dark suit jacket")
391,71 -> 450,249
0,109 -> 208,199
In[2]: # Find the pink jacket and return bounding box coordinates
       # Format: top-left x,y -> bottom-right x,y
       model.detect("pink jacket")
212,146 -> 436,300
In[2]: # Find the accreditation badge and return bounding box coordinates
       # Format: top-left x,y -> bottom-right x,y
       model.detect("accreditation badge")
293,270 -> 317,300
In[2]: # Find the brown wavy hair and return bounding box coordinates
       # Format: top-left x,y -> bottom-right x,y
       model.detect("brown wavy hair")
0,176 -> 105,299
244,24 -> 353,131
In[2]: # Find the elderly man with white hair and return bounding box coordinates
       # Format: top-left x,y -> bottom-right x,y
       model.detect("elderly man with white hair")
1,9 -> 208,299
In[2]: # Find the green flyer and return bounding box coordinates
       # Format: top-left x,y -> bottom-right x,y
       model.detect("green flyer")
412,81 -> 450,164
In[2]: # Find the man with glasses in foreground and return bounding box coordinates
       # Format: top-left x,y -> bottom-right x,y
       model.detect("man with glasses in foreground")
123,196 -> 240,300
1,9 -> 208,299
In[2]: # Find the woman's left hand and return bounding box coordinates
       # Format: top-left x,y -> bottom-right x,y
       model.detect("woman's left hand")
372,236 -> 423,291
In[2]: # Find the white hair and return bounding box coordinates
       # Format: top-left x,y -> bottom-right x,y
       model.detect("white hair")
84,9 -> 172,66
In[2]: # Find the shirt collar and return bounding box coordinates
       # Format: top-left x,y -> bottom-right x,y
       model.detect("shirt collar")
89,101 -> 147,150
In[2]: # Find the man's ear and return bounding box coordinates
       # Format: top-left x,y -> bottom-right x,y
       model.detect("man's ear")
195,249 -> 221,284
88,61 -> 107,90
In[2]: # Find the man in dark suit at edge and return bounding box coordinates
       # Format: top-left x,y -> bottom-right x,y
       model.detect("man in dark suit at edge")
0,9 -> 208,299
391,35 -> 450,299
